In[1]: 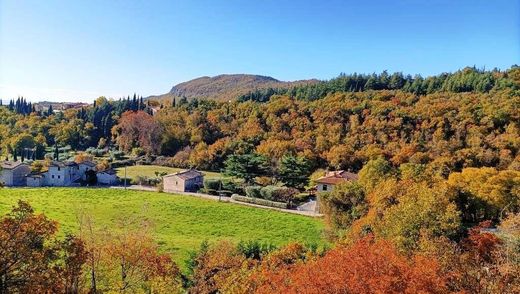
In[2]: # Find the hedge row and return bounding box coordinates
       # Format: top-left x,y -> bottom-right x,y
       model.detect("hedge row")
231,194 -> 288,209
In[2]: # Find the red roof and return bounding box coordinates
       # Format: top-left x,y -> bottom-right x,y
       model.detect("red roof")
316,170 -> 358,185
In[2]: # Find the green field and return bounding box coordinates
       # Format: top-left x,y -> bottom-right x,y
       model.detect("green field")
0,188 -> 324,264
116,165 -> 223,182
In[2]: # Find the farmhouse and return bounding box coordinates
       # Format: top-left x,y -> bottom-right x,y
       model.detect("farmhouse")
315,170 -> 358,192
0,159 -> 119,187
97,169 -> 118,185
46,161 -> 81,186
0,161 -> 31,186
163,169 -> 204,193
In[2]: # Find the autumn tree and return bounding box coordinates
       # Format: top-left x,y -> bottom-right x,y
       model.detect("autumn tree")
252,237 -> 450,294
112,111 -> 163,155
320,181 -> 367,232
0,201 -> 87,293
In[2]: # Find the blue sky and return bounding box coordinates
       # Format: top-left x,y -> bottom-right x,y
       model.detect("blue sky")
0,0 -> 518,102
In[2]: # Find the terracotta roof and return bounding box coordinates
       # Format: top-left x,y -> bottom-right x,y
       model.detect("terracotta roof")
164,169 -> 203,180
0,161 -> 29,170
316,170 -> 358,185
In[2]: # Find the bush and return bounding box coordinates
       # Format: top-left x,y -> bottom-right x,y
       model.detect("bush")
231,194 -> 288,209
204,179 -> 221,191
258,186 -> 299,203
110,150 -> 125,160
85,147 -> 105,157
221,179 -> 240,194
245,186 -> 262,198
204,189 -> 218,195
260,185 -> 282,201
131,147 -> 145,157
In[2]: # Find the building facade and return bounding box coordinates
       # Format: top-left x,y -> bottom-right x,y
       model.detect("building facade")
0,161 -> 31,186
163,169 -> 204,193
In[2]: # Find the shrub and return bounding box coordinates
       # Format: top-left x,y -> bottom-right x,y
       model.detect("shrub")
274,187 -> 299,203
205,189 -> 218,195
231,195 -> 288,209
204,179 -> 221,191
259,186 -> 298,202
131,147 -> 145,157
245,186 -> 262,198
260,186 -> 282,201
110,150 -> 125,160
85,147 -> 105,157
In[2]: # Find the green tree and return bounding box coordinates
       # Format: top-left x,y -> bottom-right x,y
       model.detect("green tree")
277,155 -> 311,189
223,153 -> 269,184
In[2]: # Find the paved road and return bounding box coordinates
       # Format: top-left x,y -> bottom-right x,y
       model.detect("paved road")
111,185 -> 323,217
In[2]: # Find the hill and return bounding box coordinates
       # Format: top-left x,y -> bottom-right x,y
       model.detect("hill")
147,74 -> 317,102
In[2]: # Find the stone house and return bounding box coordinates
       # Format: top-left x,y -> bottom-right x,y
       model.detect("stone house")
45,161 -> 80,186
0,161 -> 31,186
163,169 -> 204,193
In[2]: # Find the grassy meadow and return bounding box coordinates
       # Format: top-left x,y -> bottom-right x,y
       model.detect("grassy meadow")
116,164 -> 223,182
0,188 -> 324,264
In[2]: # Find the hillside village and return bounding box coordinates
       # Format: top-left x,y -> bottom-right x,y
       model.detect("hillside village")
0,160 -> 118,187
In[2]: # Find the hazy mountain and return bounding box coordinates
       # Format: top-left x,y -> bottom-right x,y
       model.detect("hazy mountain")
147,74 -> 317,102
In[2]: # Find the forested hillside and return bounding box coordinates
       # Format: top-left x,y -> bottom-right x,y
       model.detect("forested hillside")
0,66 -> 518,173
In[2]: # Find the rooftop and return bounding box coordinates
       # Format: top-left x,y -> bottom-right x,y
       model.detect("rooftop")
0,161 -> 29,170
164,169 -> 203,180
316,170 -> 358,185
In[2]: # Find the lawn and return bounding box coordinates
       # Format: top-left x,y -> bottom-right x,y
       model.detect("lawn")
0,188 -> 324,265
116,165 -> 223,182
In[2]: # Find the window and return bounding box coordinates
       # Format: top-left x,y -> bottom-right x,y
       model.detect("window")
58,175 -> 60,179
52,175 -> 55,179
322,184 -> 328,191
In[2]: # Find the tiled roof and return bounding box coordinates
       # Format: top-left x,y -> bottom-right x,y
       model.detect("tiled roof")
164,169 -> 203,180
316,170 -> 358,185
0,161 -> 29,170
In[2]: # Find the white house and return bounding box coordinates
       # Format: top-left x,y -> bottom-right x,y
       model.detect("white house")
96,169 -> 118,185
45,161 -> 80,186
0,161 -> 31,186
315,170 -> 358,192
163,169 -> 204,193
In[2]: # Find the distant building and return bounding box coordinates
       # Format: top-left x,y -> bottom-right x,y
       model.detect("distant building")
163,169 -> 204,193
0,161 -> 31,186
315,170 -> 358,192
97,169 -> 118,185
26,172 -> 45,187
45,161 -> 80,186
